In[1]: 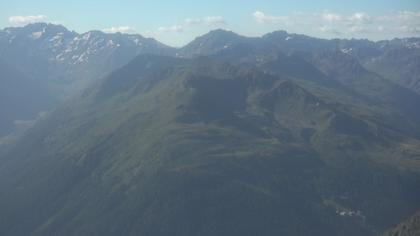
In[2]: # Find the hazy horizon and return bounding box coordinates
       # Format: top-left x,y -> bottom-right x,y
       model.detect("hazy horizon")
1,0 -> 419,46
3,21 -> 420,49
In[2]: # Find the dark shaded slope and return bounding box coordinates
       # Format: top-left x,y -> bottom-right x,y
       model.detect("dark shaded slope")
179,29 -> 420,96
382,210 -> 420,236
0,23 -> 176,139
310,50 -> 420,137
0,59 -> 53,136
363,39 -> 420,95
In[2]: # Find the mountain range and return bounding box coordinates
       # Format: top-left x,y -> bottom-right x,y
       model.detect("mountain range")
0,23 -> 173,138
1,23 -> 420,138
0,23 -> 419,236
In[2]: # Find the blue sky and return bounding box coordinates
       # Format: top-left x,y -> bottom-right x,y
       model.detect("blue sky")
1,0 -> 419,46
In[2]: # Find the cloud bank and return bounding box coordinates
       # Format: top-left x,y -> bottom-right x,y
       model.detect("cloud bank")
154,16 -> 226,35
253,10 -> 420,38
103,26 -> 135,34
9,15 -> 48,26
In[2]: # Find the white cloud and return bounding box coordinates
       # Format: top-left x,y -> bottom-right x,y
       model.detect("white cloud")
348,12 -> 372,24
8,15 -> 47,26
103,26 -> 135,33
320,11 -> 372,25
398,25 -> 420,34
157,25 -> 183,33
203,16 -> 226,26
388,11 -> 420,34
395,11 -> 420,21
184,16 -> 226,26
322,12 -> 342,22
253,10 -> 420,38
184,18 -> 202,25
154,16 -> 226,35
253,11 -> 288,24
318,26 -> 342,35
348,25 -> 369,33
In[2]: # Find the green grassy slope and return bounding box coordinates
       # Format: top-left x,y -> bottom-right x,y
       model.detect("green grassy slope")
0,55 -> 419,236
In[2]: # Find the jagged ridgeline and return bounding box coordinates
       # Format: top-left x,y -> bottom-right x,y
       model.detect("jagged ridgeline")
0,24 -> 420,236
1,23 -> 420,138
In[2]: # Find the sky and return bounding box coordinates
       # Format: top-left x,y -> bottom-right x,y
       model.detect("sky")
0,0 -> 420,47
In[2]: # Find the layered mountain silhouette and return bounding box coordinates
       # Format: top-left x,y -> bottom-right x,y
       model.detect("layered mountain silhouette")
0,23 -> 174,86
1,24 -> 419,137
0,24 -> 420,236
0,23 -> 174,136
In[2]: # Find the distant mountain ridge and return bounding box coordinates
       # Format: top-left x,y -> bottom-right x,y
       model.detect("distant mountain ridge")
0,23 -> 175,136
1,23 -> 419,137
1,23 -> 419,95
179,29 -> 420,94
0,23 -> 174,88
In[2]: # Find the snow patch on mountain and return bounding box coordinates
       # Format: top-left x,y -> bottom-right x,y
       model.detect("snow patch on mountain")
82,32 -> 92,41
132,38 -> 143,46
341,48 -> 353,54
404,42 -> 420,49
31,30 -> 44,39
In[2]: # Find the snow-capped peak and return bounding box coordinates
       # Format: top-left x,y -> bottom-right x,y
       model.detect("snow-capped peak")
31,27 -> 46,39
341,48 -> 353,54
